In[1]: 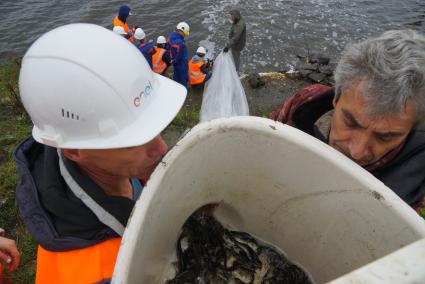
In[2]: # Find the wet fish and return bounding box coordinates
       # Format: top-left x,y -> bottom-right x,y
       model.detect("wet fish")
166,211 -> 314,284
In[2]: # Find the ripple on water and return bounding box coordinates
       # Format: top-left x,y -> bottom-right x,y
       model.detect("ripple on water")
0,0 -> 423,71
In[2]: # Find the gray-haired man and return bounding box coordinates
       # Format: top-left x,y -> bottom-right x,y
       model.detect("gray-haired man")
271,29 -> 425,213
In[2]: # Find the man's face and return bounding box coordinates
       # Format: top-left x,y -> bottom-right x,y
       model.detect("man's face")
329,82 -> 416,166
228,13 -> 234,23
73,135 -> 168,180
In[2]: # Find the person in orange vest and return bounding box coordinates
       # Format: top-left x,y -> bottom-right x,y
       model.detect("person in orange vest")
152,36 -> 171,75
133,28 -> 156,68
15,24 -> 187,284
113,4 -> 133,42
188,46 -> 213,87
0,228 -> 20,282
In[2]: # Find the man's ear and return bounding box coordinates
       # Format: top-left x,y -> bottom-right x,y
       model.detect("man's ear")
332,97 -> 337,108
61,148 -> 83,162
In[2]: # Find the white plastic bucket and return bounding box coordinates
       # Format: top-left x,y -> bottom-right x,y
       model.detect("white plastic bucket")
113,117 -> 425,283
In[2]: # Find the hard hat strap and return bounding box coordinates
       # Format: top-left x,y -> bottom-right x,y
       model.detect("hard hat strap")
58,150 -> 126,236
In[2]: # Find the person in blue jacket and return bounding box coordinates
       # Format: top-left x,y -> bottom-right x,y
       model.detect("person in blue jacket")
133,28 -> 155,68
168,22 -> 190,87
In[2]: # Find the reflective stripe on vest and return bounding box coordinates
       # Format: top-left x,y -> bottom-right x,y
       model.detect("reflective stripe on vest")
36,238 -> 121,284
153,48 -> 167,74
170,44 -> 180,60
57,150 -> 125,236
188,58 -> 206,85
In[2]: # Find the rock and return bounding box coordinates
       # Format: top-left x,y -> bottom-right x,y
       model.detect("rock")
309,56 -> 330,65
285,71 -> 300,79
328,62 -> 338,71
297,53 -> 330,65
299,69 -> 313,78
296,54 -> 308,63
298,63 -> 318,71
247,73 -> 266,89
318,65 -> 334,75
308,72 -> 327,83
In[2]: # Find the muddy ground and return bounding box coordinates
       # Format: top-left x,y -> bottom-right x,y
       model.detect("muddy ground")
162,74 -> 311,146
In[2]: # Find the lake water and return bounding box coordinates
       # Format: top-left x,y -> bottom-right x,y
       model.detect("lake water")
0,0 -> 424,72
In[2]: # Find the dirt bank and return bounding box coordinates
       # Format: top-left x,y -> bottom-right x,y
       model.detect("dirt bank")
162,73 -> 311,146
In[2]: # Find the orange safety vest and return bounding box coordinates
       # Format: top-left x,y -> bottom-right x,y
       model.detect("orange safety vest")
152,48 -> 167,74
35,238 -> 121,284
113,16 -> 133,43
189,58 -> 206,85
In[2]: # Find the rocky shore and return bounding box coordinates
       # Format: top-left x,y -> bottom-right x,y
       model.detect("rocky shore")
162,60 -> 335,146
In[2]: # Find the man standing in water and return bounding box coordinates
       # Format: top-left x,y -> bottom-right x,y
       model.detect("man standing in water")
223,9 -> 246,72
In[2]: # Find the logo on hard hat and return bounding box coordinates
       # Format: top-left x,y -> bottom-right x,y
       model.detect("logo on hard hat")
134,81 -> 153,107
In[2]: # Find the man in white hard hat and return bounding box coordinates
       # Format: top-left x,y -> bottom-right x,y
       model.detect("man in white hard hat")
14,23 -> 186,284
168,22 -> 190,87
133,27 -> 156,68
152,35 -> 171,75
188,46 -> 213,87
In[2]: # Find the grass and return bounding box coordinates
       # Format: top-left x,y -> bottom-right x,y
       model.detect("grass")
168,104 -> 200,130
418,205 -> 425,219
0,58 -> 35,283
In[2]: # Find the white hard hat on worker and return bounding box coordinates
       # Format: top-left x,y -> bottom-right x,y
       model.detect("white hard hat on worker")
176,22 -> 190,36
113,25 -> 126,35
19,23 -> 187,149
133,28 -> 146,40
196,46 -> 207,55
156,36 -> 166,45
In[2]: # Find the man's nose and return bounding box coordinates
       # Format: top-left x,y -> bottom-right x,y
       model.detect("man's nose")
146,135 -> 168,158
348,134 -> 371,161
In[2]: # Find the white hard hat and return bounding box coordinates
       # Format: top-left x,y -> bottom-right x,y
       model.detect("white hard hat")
176,22 -> 190,36
113,26 -> 126,35
196,46 -> 207,55
19,23 -> 187,149
156,36 -> 166,44
134,28 -> 146,40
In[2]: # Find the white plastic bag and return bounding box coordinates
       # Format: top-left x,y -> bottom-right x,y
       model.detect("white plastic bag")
200,52 -> 249,122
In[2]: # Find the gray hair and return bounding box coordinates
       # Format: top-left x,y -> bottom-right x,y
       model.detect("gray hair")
334,29 -> 425,121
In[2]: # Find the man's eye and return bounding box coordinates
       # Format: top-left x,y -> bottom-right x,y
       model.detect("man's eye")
376,135 -> 392,143
344,118 -> 358,129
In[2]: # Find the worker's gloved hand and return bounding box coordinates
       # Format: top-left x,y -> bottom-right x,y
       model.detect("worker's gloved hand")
223,46 -> 229,53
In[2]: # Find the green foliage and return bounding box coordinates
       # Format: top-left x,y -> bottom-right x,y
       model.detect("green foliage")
169,105 -> 199,129
419,206 -> 425,219
0,58 -> 26,114
0,58 -> 35,283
